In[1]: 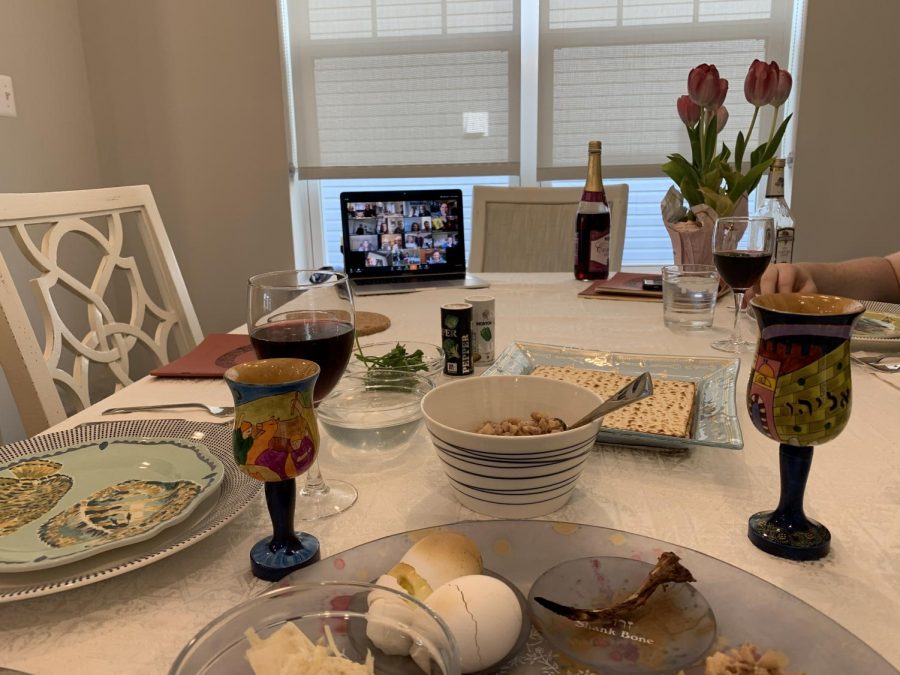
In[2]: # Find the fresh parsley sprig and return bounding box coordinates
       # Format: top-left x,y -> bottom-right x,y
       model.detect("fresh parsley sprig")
354,336 -> 428,373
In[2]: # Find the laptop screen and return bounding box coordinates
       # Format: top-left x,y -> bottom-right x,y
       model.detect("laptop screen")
340,189 -> 466,280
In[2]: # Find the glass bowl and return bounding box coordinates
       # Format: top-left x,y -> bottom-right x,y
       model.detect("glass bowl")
319,370 -> 435,451
170,580 -> 460,674
349,341 -> 444,380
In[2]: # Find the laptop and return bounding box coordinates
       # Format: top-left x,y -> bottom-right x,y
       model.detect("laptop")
340,189 -> 489,296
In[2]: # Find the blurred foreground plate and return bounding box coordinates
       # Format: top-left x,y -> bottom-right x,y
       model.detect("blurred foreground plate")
279,520 -> 894,674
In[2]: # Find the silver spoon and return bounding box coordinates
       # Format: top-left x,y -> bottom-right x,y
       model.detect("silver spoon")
557,371 -> 654,431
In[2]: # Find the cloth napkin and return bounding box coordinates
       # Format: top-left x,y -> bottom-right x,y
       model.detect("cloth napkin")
150,333 -> 255,378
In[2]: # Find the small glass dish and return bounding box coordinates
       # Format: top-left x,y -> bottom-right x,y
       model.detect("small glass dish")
528,556 -> 716,674
169,580 -> 460,674
319,370 -> 434,451
349,341 -> 444,379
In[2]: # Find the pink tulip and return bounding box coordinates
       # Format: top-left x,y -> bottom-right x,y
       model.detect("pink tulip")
770,67 -> 793,107
744,59 -> 777,107
711,78 -> 728,109
688,64 -> 723,108
677,95 -> 701,126
716,106 -> 729,132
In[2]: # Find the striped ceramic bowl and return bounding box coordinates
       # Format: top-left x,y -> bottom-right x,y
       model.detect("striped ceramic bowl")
421,376 -> 603,518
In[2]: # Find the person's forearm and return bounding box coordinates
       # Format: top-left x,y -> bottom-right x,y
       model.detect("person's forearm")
799,257 -> 900,302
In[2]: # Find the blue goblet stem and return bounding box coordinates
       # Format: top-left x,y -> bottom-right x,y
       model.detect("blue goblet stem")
265,479 -> 302,552
249,478 -> 321,581
772,444 -> 813,527
748,443 -> 830,560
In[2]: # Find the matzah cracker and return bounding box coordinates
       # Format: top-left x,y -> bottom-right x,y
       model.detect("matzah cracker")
530,365 -> 696,438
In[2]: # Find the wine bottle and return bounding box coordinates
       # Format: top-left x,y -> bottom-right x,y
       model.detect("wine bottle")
756,158 -> 795,264
574,140 -> 611,280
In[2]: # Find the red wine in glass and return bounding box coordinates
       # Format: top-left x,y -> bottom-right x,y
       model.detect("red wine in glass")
711,216 -> 775,354
713,250 -> 772,290
247,269 -> 358,521
250,318 -> 354,402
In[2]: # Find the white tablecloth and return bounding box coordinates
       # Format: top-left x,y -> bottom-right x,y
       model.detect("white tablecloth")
2,273 -> 898,673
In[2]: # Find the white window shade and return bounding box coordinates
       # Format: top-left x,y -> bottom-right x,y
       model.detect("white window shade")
538,0 -> 793,180
288,0 -> 521,179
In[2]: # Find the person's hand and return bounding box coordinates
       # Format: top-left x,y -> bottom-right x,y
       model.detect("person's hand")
747,263 -> 817,303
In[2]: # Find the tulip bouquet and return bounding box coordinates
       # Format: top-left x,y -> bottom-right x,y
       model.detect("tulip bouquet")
662,60 -> 793,219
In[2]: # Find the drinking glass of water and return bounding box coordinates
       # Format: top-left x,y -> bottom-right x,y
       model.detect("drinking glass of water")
662,264 -> 720,332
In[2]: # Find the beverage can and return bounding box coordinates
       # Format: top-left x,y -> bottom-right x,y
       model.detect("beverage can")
465,294 -> 495,365
441,303 -> 473,376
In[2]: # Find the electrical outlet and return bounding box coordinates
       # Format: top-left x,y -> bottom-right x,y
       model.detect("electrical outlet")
0,75 -> 17,118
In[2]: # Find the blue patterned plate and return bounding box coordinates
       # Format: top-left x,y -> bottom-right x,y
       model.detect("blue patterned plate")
0,436 -> 224,571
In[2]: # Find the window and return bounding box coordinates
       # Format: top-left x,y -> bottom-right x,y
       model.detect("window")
288,0 -> 520,179
284,0 -> 798,268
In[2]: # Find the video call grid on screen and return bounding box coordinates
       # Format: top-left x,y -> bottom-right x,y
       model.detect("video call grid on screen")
341,190 -> 465,277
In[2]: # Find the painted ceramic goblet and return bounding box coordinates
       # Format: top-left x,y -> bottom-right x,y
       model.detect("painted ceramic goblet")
224,358 -> 321,581
746,294 -> 864,560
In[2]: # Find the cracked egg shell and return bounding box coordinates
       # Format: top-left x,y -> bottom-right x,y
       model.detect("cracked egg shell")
400,531 -> 483,591
422,574 -> 523,673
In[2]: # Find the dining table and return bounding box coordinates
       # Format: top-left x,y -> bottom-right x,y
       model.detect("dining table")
1,272 -> 898,674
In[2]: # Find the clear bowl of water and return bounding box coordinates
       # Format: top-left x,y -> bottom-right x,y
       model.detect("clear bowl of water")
318,370 -> 434,450
348,341 -> 444,380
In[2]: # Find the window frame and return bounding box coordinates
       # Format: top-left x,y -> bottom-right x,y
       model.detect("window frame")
285,0 -> 799,269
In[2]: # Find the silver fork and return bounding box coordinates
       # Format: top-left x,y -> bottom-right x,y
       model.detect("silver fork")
850,355 -> 900,373
101,403 -> 235,417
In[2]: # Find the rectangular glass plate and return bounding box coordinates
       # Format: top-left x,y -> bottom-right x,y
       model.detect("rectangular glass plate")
483,341 -> 743,450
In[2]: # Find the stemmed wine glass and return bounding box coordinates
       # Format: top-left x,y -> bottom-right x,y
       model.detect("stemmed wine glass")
248,269 -> 358,519
711,216 -> 775,353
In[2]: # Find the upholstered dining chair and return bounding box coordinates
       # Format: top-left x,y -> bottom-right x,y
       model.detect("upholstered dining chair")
0,185 -> 203,436
468,185 -> 629,273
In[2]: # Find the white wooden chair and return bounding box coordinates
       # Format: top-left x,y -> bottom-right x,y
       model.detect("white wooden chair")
468,185 -> 629,273
0,185 -> 203,436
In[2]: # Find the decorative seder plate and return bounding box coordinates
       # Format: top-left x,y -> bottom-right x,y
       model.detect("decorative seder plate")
279,520 -> 895,674
852,301 -> 900,352
483,341 -> 743,450
0,437 -> 224,571
0,420 -> 260,602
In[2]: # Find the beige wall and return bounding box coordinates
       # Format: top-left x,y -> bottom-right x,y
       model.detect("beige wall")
0,0 -> 101,192
0,0 -> 103,442
77,0 -> 295,333
792,0 -> 900,262
0,0 -> 293,441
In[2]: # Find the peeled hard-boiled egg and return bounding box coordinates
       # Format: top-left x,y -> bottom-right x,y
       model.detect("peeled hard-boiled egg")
366,573 -> 417,655
419,574 -> 523,673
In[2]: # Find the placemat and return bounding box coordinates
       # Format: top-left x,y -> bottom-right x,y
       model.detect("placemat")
151,312 -> 390,378
150,334 -> 255,378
